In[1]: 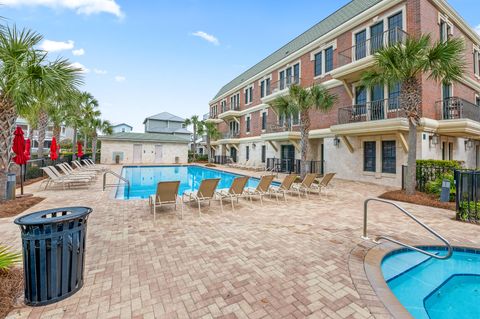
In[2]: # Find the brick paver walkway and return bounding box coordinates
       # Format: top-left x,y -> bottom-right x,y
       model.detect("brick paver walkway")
2,165 -> 479,319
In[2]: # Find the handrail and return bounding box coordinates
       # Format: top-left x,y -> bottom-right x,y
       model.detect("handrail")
103,171 -> 130,197
363,198 -> 452,260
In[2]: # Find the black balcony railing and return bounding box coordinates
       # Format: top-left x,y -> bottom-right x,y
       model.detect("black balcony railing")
266,158 -> 325,175
338,28 -> 408,67
435,97 -> 480,122
268,76 -> 301,95
221,131 -> 239,139
338,97 -> 405,124
265,123 -> 301,134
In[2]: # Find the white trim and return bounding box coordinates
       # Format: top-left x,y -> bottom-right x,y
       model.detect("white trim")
244,85 -> 254,106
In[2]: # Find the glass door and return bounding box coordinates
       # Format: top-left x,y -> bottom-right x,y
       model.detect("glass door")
281,145 -> 295,173
370,22 -> 384,54
355,30 -> 367,60
370,84 -> 384,120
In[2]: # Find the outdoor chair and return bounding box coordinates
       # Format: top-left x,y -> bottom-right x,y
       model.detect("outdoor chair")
149,181 -> 180,220
57,163 -> 96,179
245,174 -> 275,205
311,173 -> 336,197
49,165 -> 94,181
216,176 -> 249,212
182,178 -> 220,215
292,173 -> 318,198
63,162 -> 98,176
39,167 -> 91,190
268,174 -> 298,201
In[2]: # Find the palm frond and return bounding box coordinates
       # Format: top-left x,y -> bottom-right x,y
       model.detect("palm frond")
426,37 -> 465,83
0,244 -> 21,271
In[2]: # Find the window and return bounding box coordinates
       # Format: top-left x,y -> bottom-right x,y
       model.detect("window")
229,121 -> 239,135
370,22 -> 384,54
261,112 -> 267,130
260,78 -> 271,97
314,52 -> 322,76
244,86 -> 253,104
246,146 -> 250,161
324,46 -> 333,72
439,18 -> 452,42
279,63 -> 300,89
221,100 -> 227,112
476,95 -> 480,106
354,86 -> 367,114
388,82 -> 401,110
474,48 -> 480,77
355,30 -> 367,60
364,141 -> 376,172
246,116 -> 251,133
388,12 -> 403,44
261,145 -> 266,163
230,93 -> 240,110
442,83 -> 452,100
382,141 -> 396,173
121,128 -> 125,132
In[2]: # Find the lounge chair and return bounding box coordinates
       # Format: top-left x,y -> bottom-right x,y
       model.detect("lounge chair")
57,163 -> 96,179
49,165 -> 95,181
149,181 -> 180,220
72,160 -> 100,172
269,174 -> 298,201
292,173 -> 318,198
39,167 -> 91,190
245,174 -> 275,205
216,176 -> 249,212
83,159 -> 107,171
182,178 -> 220,215
310,173 -> 336,197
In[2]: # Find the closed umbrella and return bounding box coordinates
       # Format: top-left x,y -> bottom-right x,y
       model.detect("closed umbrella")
50,137 -> 58,161
12,126 -> 27,195
77,141 -> 84,158
24,139 -> 31,161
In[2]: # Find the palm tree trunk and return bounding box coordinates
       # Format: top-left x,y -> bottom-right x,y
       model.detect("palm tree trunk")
300,111 -> 310,178
37,110 -> 49,158
406,121 -> 417,195
84,134 -> 87,152
53,124 -> 61,144
0,96 -> 17,201
206,135 -> 212,163
192,124 -> 197,161
92,135 -> 98,163
72,126 -> 78,161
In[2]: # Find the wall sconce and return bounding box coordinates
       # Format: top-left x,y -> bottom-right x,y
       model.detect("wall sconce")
465,138 -> 474,150
252,143 -> 256,148
429,133 -> 439,145
333,136 -> 340,147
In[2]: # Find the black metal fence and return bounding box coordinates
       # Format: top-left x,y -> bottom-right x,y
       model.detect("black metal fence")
402,164 -> 456,192
213,155 -> 229,164
266,158 -> 325,175
454,170 -> 480,223
20,154 -> 78,183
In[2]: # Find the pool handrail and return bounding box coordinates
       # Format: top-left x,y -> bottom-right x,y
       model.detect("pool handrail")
103,171 -> 130,197
363,198 -> 453,260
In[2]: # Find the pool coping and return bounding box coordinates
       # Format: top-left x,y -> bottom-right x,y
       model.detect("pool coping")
362,240 -> 480,319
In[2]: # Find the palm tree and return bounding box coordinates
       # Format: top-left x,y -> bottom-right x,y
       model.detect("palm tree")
67,92 -> 98,160
184,115 -> 203,161
203,121 -> 220,163
361,34 -> 464,195
89,118 -> 113,163
81,98 -> 101,152
270,84 -> 336,177
0,25 -> 82,198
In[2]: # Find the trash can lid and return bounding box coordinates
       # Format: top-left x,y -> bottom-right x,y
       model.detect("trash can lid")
14,207 -> 93,226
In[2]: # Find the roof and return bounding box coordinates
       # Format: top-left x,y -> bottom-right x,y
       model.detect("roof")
98,132 -> 190,143
212,0 -> 382,101
143,112 -> 185,124
112,123 -> 133,129
146,127 -> 192,135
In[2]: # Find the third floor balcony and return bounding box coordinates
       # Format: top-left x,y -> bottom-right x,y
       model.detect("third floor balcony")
435,97 -> 480,122
261,76 -> 301,103
337,96 -> 405,124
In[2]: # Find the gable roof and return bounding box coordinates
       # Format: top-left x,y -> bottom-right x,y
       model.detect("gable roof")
146,127 -> 192,135
98,132 -> 190,143
112,123 -> 133,129
211,0 -> 382,101
143,112 -> 185,124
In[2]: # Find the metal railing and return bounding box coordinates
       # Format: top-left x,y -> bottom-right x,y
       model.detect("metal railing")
338,28 -> 408,67
338,97 -> 405,124
102,171 -> 130,197
363,198 -> 452,259
455,170 -> 480,223
222,131 -> 239,139
435,97 -> 480,122
269,76 -> 301,95
213,155 -> 230,164
265,123 -> 301,133
266,158 -> 325,175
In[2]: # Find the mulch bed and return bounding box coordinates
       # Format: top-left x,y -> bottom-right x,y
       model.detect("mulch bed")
0,197 -> 45,218
0,268 -> 23,318
16,176 -> 46,188
379,190 -> 456,211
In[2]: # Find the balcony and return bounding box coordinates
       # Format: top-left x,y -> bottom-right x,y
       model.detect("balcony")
435,97 -> 480,122
332,28 -> 407,81
261,76 -> 301,103
337,97 -> 405,125
218,103 -> 241,121
221,131 -> 240,139
265,123 -> 301,134
204,111 -> 223,124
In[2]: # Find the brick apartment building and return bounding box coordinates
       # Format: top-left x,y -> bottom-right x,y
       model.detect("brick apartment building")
206,0 -> 480,186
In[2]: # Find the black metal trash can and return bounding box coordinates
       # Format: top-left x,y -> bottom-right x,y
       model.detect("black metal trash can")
14,207 -> 93,306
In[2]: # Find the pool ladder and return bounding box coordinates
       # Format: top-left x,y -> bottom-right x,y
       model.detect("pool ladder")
102,171 -> 130,197
363,198 -> 453,260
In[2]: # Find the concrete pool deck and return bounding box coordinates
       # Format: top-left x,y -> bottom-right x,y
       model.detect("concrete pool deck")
2,164 -> 479,319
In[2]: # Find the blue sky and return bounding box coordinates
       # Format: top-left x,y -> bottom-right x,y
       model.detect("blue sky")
2,0 -> 479,131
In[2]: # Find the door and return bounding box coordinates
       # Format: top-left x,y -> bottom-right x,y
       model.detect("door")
388,12 -> 403,44
370,84 -> 385,120
355,30 -> 367,60
154,145 -> 163,163
370,22 -> 384,54
230,147 -> 237,163
281,145 -> 295,173
133,144 -> 142,163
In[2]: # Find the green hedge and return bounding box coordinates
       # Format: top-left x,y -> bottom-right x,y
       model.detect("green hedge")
458,201 -> 480,221
415,160 -> 462,192
416,159 -> 461,169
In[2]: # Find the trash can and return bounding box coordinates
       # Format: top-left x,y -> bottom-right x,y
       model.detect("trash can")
14,207 -> 93,306
6,173 -> 16,200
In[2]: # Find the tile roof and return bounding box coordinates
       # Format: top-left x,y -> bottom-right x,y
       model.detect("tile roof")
212,0 -> 382,101
99,132 -> 190,143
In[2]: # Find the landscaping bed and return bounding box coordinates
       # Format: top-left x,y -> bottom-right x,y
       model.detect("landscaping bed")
0,268 -> 23,318
379,190 -> 455,211
0,197 -> 45,218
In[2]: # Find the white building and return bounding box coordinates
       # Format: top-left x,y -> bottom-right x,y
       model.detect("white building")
15,117 -> 74,151
111,123 -> 133,133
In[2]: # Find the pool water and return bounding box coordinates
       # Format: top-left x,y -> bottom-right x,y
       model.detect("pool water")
116,165 -> 263,199
381,247 -> 480,319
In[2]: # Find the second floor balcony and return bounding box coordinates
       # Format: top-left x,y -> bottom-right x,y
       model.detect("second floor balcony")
261,76 -> 301,103
221,131 -> 240,140
338,97 -> 405,124
435,97 -> 480,122
265,123 -> 301,134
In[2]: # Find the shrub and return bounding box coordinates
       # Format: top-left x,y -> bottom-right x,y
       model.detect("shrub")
425,172 -> 456,201
458,200 -> 480,221
25,166 -> 43,180
0,245 -> 21,271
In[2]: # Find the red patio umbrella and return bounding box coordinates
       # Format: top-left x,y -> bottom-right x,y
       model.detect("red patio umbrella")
77,141 -> 84,158
24,138 -> 31,161
12,126 -> 27,195
50,137 -> 58,161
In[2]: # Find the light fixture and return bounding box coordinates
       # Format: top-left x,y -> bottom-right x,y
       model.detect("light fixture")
430,133 -> 439,145
252,143 -> 256,148
333,136 -> 340,147
465,138 -> 474,150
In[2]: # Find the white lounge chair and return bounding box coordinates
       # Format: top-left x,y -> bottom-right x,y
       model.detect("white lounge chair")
39,167 -> 91,190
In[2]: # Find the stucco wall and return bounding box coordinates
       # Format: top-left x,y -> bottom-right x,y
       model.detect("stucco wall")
100,140 -> 188,164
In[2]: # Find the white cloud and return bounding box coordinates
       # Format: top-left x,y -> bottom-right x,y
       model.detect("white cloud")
191,31 -> 220,46
114,75 -> 126,82
70,62 -> 90,73
40,39 -> 74,52
3,0 -> 124,18
94,68 -> 107,75
72,48 -> 85,56
475,24 -> 480,35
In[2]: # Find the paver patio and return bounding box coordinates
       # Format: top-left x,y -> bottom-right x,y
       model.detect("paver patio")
2,165 -> 479,319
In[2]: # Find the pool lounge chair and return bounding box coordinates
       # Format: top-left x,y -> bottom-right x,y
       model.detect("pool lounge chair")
49,165 -> 95,181
57,163 -> 96,179
216,176 -> 249,212
245,174 -> 275,205
292,173 -> 318,198
72,160 -> 101,172
39,167 -> 91,190
182,178 -> 220,215
149,181 -> 180,220
269,174 -> 298,201
83,159 -> 107,171
310,173 -> 336,197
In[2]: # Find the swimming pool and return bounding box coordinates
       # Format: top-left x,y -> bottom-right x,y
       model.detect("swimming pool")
116,165 -> 264,199
381,247 -> 480,319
